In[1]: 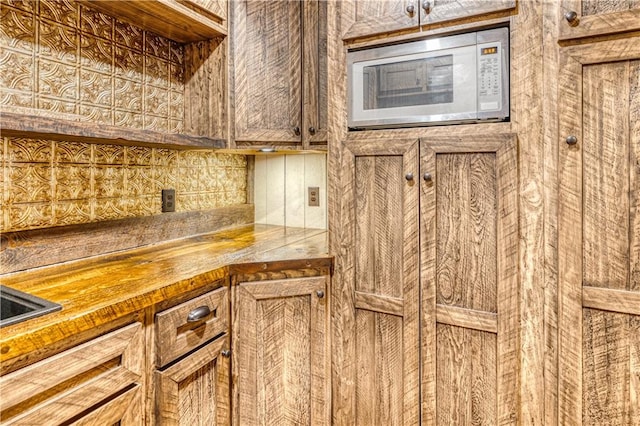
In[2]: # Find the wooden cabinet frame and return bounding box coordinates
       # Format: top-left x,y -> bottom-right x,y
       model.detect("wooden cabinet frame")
557,36 -> 640,424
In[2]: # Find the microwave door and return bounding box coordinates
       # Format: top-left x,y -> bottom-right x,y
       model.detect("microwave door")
350,44 -> 477,128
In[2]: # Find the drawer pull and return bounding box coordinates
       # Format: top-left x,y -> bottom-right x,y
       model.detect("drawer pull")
187,306 -> 211,323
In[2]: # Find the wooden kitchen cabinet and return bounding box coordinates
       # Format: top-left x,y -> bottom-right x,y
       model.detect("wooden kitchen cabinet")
332,139 -> 421,424
420,134 -> 519,424
154,285 -> 230,425
232,275 -> 330,425
232,0 -> 327,149
558,0 -> 640,40
332,134 -> 519,424
0,322 -> 144,425
557,36 -> 640,425
155,336 -> 231,425
341,0 -> 516,40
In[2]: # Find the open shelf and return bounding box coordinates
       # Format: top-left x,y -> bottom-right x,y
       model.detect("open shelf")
1,112 -> 226,150
77,0 -> 227,43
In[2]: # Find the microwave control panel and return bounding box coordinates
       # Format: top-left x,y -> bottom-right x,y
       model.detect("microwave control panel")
477,41 -> 502,112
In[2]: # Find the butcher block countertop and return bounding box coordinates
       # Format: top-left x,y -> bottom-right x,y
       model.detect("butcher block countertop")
0,225 -> 330,370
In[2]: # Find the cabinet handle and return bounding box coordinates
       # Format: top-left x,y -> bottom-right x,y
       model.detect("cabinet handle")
564,11 -> 579,25
423,172 -> 433,182
405,172 -> 414,181
187,306 -> 211,322
406,2 -> 415,15
316,290 -> 325,299
565,135 -> 578,145
422,1 -> 431,13
309,126 -> 316,135
221,349 -> 231,358
293,126 -> 301,136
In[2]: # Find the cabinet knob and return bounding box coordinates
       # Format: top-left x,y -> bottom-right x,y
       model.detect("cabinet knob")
564,11 -> 579,25
316,290 -> 325,299
405,172 -> 414,181
406,2 -> 415,15
221,349 -> 231,358
423,172 -> 433,182
422,1 -> 431,13
565,135 -> 578,145
309,126 -> 316,135
187,306 -> 211,323
293,126 -> 301,136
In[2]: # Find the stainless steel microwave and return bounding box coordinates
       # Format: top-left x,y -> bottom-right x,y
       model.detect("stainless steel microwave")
347,27 -> 509,129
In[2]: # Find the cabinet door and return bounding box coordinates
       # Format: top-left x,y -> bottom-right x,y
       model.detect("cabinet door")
341,0 -> 515,40
341,0 -> 420,40
559,0 -> 640,41
303,0 -> 328,149
332,139 -> 420,425
558,38 -> 640,425
233,276 -> 330,426
233,0 -> 302,144
420,0 -> 515,26
420,135 -> 519,425
156,336 -> 231,425
0,323 -> 144,425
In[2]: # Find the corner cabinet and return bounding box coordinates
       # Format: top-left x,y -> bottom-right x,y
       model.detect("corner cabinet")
232,0 -> 327,150
0,323 -> 145,425
232,275 -> 331,425
341,0 -> 516,39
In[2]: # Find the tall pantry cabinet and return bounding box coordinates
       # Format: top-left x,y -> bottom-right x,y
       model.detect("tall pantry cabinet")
557,28 -> 640,426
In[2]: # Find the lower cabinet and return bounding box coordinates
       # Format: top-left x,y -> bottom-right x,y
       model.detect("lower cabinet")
154,284 -> 230,425
155,336 -> 231,425
0,322 -> 144,425
232,275 -> 331,426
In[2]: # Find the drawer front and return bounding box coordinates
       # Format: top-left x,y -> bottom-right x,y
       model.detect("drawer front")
0,322 -> 144,424
156,286 -> 229,367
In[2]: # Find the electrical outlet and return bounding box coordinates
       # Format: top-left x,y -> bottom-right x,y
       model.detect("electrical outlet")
308,187 -> 320,207
162,189 -> 176,212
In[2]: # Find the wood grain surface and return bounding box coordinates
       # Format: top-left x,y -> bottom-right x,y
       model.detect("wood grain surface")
0,225 -> 330,372
155,336 -> 230,425
559,0 -> 640,41
0,322 -> 144,424
1,204 -> 254,274
421,135 -> 519,425
558,37 -> 640,425
76,0 -> 227,42
0,112 -> 226,150
232,276 -> 329,426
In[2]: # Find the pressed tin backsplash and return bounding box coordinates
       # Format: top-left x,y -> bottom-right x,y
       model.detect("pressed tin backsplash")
0,0 -> 184,130
0,138 -> 247,232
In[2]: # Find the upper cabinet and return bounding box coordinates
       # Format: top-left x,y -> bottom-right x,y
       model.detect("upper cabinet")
559,0 -> 640,41
76,0 -> 228,42
341,0 -> 516,40
231,0 -> 327,150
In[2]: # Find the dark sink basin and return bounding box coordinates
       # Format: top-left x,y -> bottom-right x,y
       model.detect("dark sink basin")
0,285 -> 61,328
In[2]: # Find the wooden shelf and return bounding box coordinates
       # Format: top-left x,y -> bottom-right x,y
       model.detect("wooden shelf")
77,0 -> 227,43
1,112 -> 226,150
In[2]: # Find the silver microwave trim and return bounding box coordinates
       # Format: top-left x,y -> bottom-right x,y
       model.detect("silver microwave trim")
347,27 -> 510,129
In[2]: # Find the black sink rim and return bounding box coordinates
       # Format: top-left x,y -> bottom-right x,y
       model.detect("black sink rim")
0,285 -> 62,328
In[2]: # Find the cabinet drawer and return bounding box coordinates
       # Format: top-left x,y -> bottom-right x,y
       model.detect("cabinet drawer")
156,286 -> 229,367
0,322 -> 143,425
